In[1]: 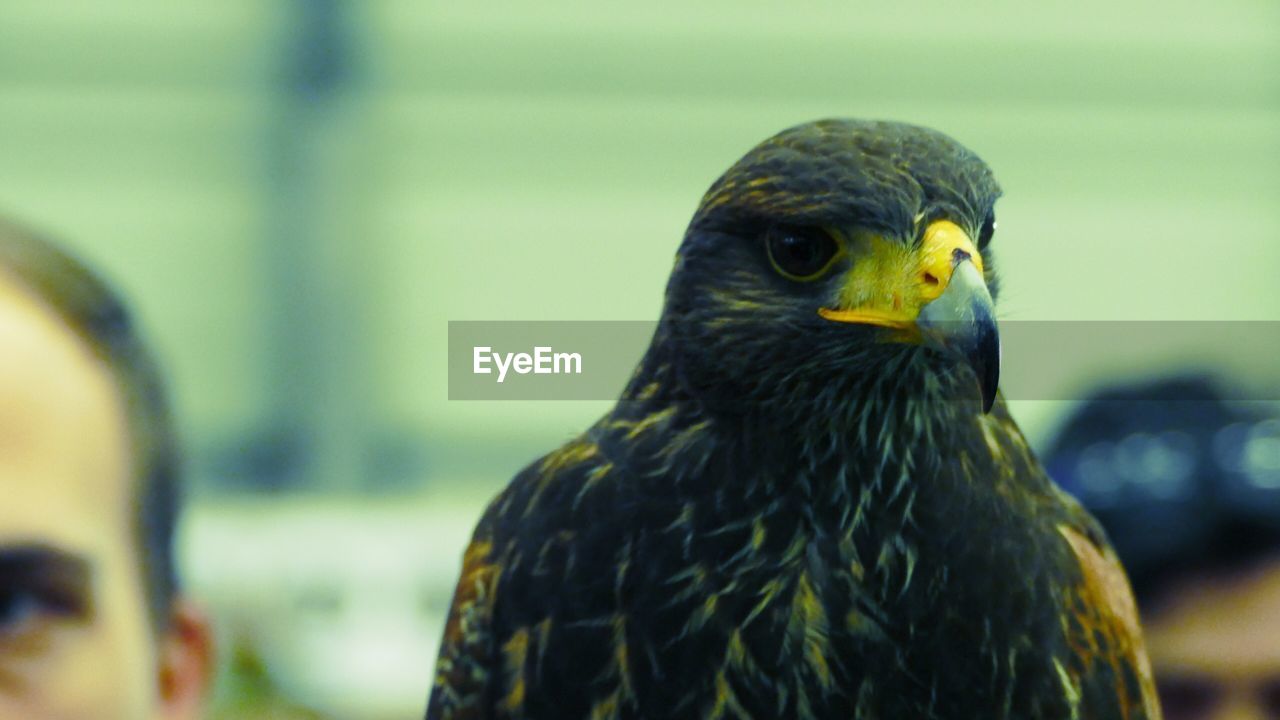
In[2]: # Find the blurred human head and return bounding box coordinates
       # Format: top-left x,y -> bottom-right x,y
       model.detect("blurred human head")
1045,376 -> 1280,720
0,218 -> 211,719
1141,548 -> 1280,720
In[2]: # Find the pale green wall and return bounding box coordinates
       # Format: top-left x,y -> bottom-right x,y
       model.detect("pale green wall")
0,1 -> 1277,493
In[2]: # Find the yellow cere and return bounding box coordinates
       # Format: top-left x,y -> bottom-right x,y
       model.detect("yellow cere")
818,220 -> 983,329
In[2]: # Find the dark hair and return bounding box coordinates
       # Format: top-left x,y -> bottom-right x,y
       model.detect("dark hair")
0,217 -> 180,631
1043,375 -> 1280,612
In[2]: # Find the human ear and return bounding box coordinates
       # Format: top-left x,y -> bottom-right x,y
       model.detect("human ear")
156,598 -> 214,719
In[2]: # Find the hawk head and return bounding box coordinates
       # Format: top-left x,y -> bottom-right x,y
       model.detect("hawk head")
660,119 -> 1003,419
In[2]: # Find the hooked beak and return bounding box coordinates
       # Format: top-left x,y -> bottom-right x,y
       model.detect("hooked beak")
817,220 -> 1001,413
916,255 -> 1000,412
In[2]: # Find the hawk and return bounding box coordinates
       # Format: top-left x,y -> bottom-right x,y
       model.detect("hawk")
426,119 -> 1160,720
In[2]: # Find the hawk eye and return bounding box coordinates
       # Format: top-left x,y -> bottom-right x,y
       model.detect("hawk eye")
978,212 -> 996,248
766,226 -> 841,281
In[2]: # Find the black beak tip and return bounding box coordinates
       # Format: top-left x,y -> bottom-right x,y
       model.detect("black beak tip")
974,321 -> 1001,414
980,364 -> 998,414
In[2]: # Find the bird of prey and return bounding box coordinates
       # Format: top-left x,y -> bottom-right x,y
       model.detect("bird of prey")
426,119 -> 1161,720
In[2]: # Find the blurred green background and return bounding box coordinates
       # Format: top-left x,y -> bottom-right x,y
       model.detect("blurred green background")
1,1 -> 1277,717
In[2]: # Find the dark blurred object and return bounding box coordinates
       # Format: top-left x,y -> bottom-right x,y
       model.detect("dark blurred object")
1043,375 -> 1280,609
1045,374 -> 1280,720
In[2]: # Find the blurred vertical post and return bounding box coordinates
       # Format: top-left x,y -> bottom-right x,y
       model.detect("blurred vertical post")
263,0 -> 373,491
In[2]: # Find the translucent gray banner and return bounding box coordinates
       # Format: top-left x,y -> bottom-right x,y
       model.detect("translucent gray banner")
447,321 -> 1280,401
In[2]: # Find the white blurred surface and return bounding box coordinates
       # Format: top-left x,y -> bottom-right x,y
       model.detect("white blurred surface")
180,492 -> 489,718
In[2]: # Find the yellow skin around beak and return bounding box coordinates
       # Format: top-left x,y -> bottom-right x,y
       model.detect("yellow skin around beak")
817,220 -> 985,330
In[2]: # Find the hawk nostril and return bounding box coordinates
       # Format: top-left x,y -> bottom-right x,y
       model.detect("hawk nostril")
952,248 -> 972,264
